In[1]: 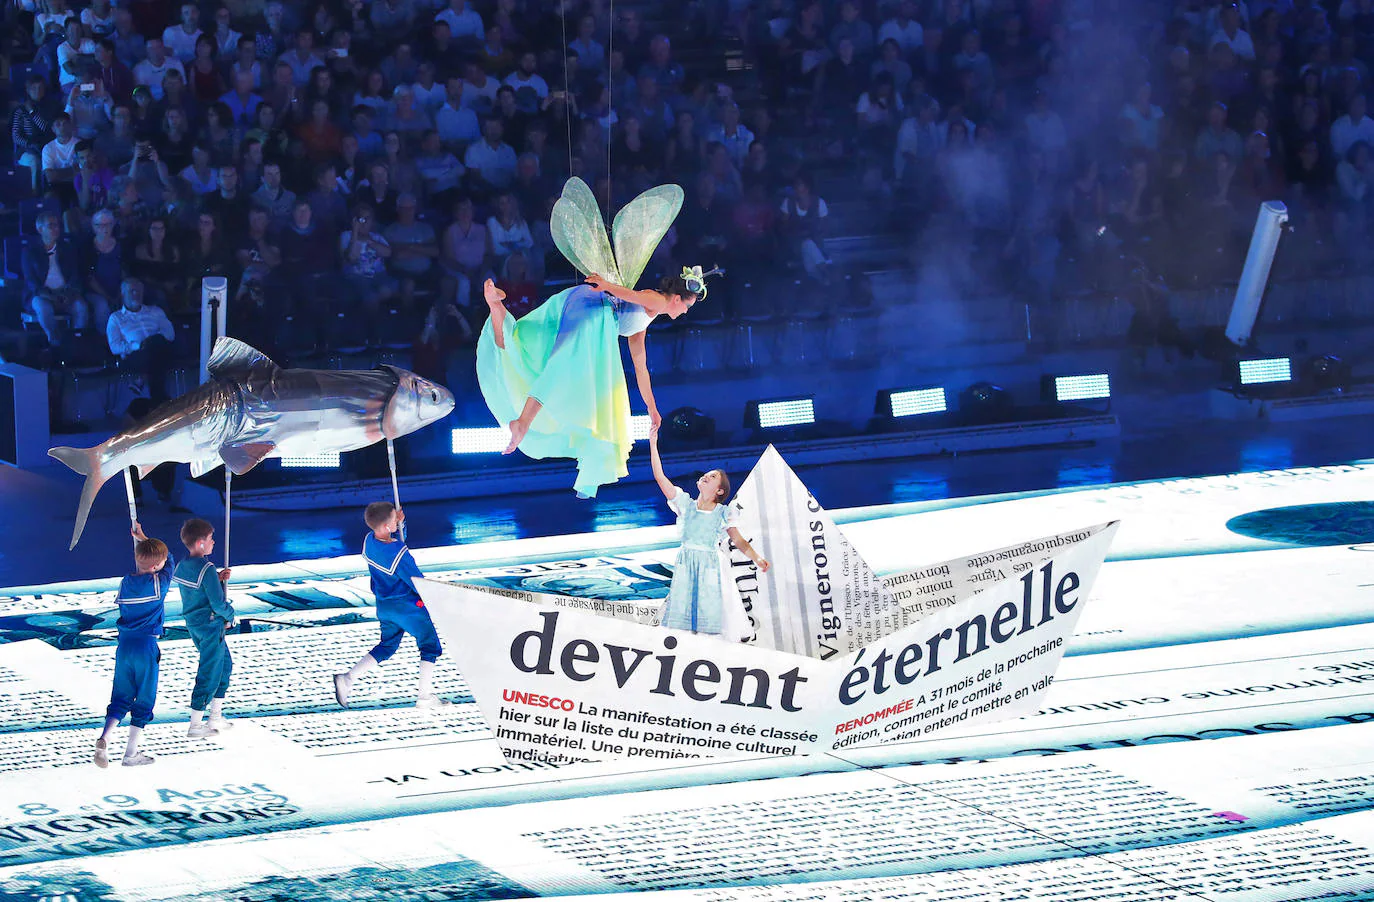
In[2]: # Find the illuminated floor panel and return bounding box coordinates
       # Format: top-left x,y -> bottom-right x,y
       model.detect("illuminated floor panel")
1,463 -> 1374,899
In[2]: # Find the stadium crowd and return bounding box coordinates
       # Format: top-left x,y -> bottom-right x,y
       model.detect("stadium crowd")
3,0 -> 1372,390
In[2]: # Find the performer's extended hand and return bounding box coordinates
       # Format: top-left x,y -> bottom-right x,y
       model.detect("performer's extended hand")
483,278 -> 505,304
756,558 -> 771,573
131,523 -> 146,542
396,507 -> 406,524
219,568 -> 232,582
585,273 -> 610,292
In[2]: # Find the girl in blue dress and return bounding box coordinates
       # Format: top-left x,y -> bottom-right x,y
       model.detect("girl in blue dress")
648,425 -> 770,636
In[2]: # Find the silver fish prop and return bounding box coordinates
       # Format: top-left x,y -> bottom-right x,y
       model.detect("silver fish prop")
50,338 -> 455,549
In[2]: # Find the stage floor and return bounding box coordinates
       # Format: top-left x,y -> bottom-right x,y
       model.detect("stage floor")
1,457 -> 1374,899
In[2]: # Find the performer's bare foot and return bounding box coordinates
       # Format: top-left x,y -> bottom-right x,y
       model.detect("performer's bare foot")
484,279 -> 508,349
504,418 -> 528,455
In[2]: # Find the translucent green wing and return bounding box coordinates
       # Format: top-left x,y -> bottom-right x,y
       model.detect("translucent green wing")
551,177 -> 621,285
611,183 -> 685,290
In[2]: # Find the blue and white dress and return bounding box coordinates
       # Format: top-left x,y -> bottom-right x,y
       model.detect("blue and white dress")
660,487 -> 740,635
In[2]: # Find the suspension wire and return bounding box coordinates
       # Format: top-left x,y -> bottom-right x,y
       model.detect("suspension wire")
606,0 -> 614,214
560,0 -> 574,181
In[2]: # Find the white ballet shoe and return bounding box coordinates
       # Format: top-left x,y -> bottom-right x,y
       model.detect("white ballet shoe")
334,673 -> 353,708
208,716 -> 233,732
122,752 -> 155,767
187,722 -> 219,739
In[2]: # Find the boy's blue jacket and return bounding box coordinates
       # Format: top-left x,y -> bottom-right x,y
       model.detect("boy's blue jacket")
116,556 -> 174,638
364,532 -> 423,605
173,557 -> 235,625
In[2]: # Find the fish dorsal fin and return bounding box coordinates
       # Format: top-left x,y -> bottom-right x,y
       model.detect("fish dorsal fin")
207,337 -> 277,379
220,442 -> 275,476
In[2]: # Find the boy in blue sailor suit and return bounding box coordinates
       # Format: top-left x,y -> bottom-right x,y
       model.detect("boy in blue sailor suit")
333,502 -> 449,709
173,518 -> 235,738
95,523 -> 173,768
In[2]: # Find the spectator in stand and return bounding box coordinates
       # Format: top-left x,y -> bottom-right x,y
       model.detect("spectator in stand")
639,35 -> 685,96
221,69 -> 263,129
678,172 -> 732,272
385,193 -> 440,315
486,192 -> 534,270
705,142 -> 744,205
436,78 -> 481,148
229,36 -> 262,91
1196,102 -> 1245,165
494,250 -> 540,318
183,212 -> 234,310
412,63 -> 446,116
201,103 -> 237,165
569,14 -> 606,72
1336,140 -> 1374,246
284,29 -> 325,87
831,0 -> 875,59
179,144 -> 218,196
441,196 -> 487,322
437,0 -> 484,43
73,142 -> 115,221
465,118 -> 518,195
41,113 -> 81,203
162,3 -> 203,64
1236,130 -> 1287,208
358,161 -> 400,226
706,104 -> 755,170
388,86 -> 434,143
340,203 -> 397,330
1331,95 -> 1374,158
95,39 -> 134,105
204,165 -> 250,237
245,102 -> 289,161
871,39 -> 913,98
86,210 -> 125,320
187,35 -> 224,104
878,0 -> 924,54
1121,82 -> 1166,152
307,163 -> 349,235
299,99 -> 343,164
13,75 -> 56,193
1210,3 -> 1256,61
24,211 -> 108,345
157,107 -> 195,174
95,104 -> 136,169
415,131 -> 466,208
505,52 -> 549,114
111,7 -> 146,68
57,20 -> 98,92
458,61 -> 500,114
209,6 -> 241,58
778,173 -> 831,283
106,279 -> 175,402
132,218 -> 185,311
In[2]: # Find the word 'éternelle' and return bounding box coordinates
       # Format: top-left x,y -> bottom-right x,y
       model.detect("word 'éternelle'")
839,561 -> 1081,705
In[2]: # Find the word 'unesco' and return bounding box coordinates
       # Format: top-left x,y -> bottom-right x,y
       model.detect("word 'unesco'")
840,562 -> 1080,705
511,611 -> 809,711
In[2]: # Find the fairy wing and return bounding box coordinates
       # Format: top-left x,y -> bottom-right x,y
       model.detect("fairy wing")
551,177 -> 622,286
611,183 -> 685,290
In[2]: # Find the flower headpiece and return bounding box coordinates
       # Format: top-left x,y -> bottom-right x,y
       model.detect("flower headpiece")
681,265 -> 724,300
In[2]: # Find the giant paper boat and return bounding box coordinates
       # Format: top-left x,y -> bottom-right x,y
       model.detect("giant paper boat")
421,448 -> 1118,764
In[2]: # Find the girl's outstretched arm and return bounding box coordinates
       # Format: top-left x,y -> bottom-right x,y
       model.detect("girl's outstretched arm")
726,528 -> 771,572
585,273 -> 664,311
648,430 -> 677,502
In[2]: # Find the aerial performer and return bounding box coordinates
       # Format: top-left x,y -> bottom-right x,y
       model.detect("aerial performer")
477,176 -> 716,498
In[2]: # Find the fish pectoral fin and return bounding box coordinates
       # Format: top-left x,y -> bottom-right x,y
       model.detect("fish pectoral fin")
206,337 -> 278,380
190,458 -> 222,479
220,442 -> 276,475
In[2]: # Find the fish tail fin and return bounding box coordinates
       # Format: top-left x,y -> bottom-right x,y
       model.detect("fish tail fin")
49,446 -> 109,550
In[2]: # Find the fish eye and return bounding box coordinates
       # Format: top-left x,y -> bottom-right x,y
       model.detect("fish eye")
430,390 -> 438,403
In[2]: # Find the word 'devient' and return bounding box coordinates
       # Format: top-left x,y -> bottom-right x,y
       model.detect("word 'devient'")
840,561 -> 1081,705
511,611 -> 809,712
